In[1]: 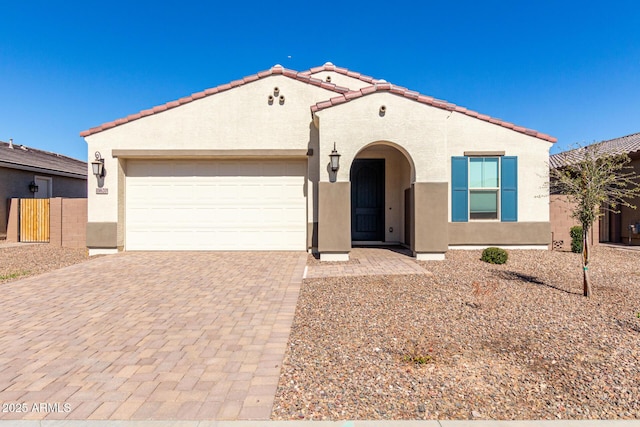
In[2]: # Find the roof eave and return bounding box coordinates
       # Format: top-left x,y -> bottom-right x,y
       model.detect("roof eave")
311,85 -> 557,144
80,65 -> 349,138
0,160 -> 87,179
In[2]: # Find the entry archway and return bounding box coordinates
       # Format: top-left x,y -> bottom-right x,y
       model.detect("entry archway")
350,142 -> 415,245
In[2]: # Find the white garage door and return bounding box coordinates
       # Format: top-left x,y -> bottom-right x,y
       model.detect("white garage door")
126,159 -> 307,250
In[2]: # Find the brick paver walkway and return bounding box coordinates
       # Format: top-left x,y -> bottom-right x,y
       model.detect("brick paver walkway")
304,246 -> 432,278
0,251 -> 306,421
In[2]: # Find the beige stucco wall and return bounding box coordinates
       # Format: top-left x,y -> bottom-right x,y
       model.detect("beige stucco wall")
85,75 -> 336,225
314,92 -> 552,223
315,92 -> 449,183
447,113 -> 552,222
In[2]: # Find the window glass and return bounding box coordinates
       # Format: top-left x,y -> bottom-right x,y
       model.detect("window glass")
470,190 -> 498,220
469,158 -> 498,188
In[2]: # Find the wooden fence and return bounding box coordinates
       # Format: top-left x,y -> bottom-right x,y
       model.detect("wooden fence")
19,198 -> 50,242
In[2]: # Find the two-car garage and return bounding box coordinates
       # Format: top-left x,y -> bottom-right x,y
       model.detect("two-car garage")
124,159 -> 307,251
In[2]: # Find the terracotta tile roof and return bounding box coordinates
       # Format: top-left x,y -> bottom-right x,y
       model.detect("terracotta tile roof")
549,132 -> 640,169
0,141 -> 87,177
80,65 -> 349,137
300,62 -> 381,85
80,62 -> 556,144
311,81 -> 557,143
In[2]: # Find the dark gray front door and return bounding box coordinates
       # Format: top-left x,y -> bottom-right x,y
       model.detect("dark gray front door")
351,159 -> 385,241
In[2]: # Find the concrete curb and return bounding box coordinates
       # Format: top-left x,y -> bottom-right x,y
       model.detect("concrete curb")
1,420 -> 639,427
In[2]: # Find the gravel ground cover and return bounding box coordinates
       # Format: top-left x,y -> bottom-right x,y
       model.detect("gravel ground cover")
272,246 -> 640,421
0,242 -> 89,284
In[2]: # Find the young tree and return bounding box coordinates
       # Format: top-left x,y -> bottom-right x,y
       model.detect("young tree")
550,144 -> 640,297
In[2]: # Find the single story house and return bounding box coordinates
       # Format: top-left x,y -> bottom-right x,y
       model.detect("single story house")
549,132 -> 640,247
81,62 -> 556,260
1,140 -> 87,239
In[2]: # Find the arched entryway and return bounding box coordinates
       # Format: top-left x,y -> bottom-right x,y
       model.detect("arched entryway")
350,142 -> 415,246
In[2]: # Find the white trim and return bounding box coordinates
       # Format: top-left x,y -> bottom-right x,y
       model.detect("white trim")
448,245 -> 549,250
415,253 -> 446,261
468,156 -> 500,220
303,266 -> 308,279
320,253 -> 350,262
89,248 -> 118,256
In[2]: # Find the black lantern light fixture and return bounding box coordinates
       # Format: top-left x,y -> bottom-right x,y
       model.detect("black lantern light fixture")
28,181 -> 39,193
91,151 -> 104,178
329,142 -> 341,172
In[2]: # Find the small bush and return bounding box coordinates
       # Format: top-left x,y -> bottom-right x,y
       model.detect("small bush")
481,247 -> 508,264
570,226 -> 583,253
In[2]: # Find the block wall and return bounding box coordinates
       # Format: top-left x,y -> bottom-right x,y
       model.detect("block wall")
550,194 -> 599,250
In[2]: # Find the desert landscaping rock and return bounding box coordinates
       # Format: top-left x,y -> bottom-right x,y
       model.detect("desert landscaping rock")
272,246 -> 640,421
0,242 -> 89,284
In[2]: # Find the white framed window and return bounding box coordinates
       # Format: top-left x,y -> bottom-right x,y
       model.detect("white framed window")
469,157 -> 499,220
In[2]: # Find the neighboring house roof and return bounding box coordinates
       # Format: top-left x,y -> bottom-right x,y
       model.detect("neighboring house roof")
0,141 -> 87,178
549,132 -> 640,169
80,62 -> 557,143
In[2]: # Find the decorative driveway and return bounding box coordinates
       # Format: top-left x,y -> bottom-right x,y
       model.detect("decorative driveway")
0,251 -> 306,420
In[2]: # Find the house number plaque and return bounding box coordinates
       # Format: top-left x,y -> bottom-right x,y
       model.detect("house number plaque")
96,188 -> 109,194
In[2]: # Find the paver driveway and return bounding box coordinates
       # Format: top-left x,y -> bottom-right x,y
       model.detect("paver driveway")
0,251 -> 306,420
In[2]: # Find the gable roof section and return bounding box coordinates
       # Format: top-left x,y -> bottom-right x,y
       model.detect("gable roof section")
81,62 -> 556,144
311,82 -> 557,143
300,62 -> 380,85
549,132 -> 640,169
0,141 -> 87,178
80,65 -> 350,137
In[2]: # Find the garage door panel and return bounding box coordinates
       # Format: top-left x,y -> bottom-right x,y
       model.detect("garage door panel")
126,160 -> 306,251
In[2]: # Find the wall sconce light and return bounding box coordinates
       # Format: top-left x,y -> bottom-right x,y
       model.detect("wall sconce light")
329,142 -> 341,172
91,151 -> 105,178
29,181 -> 39,193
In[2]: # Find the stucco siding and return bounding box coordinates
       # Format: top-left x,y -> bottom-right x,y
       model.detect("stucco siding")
315,92 -> 449,183
87,75 -> 334,152
83,64 -> 555,253
86,75 -> 335,224
446,113 -> 552,222
314,92 -> 551,225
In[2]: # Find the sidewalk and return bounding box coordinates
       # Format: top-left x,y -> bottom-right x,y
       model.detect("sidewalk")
1,419 -> 638,426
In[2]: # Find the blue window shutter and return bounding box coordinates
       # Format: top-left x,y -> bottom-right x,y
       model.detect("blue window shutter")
501,156 -> 518,222
451,156 -> 468,222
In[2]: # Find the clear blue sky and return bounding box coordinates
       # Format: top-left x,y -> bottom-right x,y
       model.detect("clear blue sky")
1,1 -> 639,161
